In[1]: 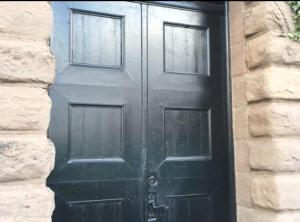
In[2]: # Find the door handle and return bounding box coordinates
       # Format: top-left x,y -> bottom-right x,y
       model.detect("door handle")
148,193 -> 169,222
148,204 -> 169,222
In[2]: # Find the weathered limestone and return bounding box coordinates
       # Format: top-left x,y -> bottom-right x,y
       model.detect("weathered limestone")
249,138 -> 300,172
231,1 -> 300,221
245,1 -> 294,37
0,217 -> 52,222
232,75 -> 247,108
230,4 -> 245,45
0,2 -> 55,221
249,102 -> 300,137
238,207 -> 300,222
236,206 -> 253,222
231,42 -> 247,76
0,39 -> 54,85
0,136 -> 55,182
246,33 -> 300,69
233,106 -> 249,139
247,66 -> 300,101
230,1 -> 253,216
0,86 -> 51,131
252,174 -> 300,210
0,184 -> 54,220
234,139 -> 250,173
0,2 -> 52,42
235,172 -> 252,208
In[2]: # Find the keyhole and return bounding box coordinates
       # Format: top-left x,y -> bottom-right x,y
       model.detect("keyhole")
148,174 -> 158,186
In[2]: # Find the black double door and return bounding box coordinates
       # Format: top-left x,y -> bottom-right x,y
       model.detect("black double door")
48,2 -> 232,222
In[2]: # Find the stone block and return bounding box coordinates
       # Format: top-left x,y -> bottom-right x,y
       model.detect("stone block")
232,75 -> 247,108
249,138 -> 300,172
230,9 -> 245,45
251,174 -> 300,210
0,2 -> 52,42
239,208 -> 300,222
247,66 -> 300,102
0,136 -> 55,182
233,106 -> 249,139
234,139 -> 250,173
246,33 -> 300,69
0,217 -> 51,222
229,1 -> 245,15
235,172 -> 252,208
0,39 -> 54,85
0,184 -> 54,218
236,206 -> 254,222
0,86 -> 51,131
231,43 -> 247,76
249,101 -> 300,137
245,1 -> 294,37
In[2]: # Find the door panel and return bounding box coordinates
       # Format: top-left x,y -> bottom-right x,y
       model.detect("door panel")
71,11 -> 123,67
164,23 -> 209,74
147,5 -> 229,222
48,2 -> 142,222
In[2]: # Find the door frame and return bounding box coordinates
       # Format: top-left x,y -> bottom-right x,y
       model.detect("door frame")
224,2 -> 237,222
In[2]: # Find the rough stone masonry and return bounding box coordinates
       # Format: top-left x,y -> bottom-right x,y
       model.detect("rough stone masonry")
0,2 -> 55,222
230,1 -> 300,222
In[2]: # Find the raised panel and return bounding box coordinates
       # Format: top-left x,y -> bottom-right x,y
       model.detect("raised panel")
168,196 -> 212,222
71,11 -> 123,67
164,108 -> 211,159
69,201 -> 122,222
164,23 -> 209,74
69,104 -> 123,161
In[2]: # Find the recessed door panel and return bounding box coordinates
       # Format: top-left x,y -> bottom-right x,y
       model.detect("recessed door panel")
69,104 -> 123,160
71,11 -> 123,67
164,108 -> 211,159
164,23 -> 209,74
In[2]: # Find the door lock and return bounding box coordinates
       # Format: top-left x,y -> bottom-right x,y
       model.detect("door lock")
148,174 -> 158,186
148,192 -> 169,222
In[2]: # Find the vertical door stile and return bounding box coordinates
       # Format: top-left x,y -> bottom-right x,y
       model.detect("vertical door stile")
141,3 -> 148,222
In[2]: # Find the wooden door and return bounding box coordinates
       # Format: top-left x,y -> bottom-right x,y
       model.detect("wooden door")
147,4 -> 231,222
48,2 -> 232,222
48,2 -> 143,222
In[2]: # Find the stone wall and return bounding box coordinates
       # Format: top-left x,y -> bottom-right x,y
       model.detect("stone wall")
230,1 -> 300,221
0,1 -> 299,222
0,2 -> 55,222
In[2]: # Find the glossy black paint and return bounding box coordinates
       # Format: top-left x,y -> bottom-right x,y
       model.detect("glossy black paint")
47,1 -> 235,222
